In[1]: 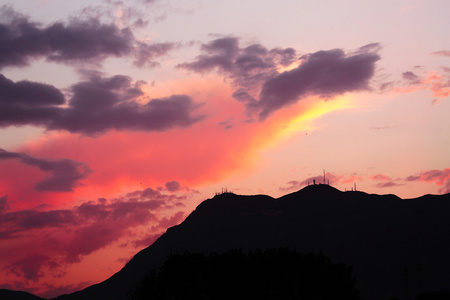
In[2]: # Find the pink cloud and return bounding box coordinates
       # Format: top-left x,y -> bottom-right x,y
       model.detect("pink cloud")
430,50 -> 450,57
406,168 -> 450,194
394,70 -> 450,99
369,174 -> 392,181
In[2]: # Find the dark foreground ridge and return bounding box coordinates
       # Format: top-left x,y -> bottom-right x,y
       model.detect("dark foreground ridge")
4,185 -> 450,300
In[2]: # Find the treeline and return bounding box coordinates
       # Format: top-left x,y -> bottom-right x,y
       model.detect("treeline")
129,248 -> 362,300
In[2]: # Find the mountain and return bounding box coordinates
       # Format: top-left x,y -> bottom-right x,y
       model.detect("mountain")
6,185 -> 450,299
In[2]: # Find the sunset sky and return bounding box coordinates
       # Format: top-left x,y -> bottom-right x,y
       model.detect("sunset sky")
0,0 -> 449,297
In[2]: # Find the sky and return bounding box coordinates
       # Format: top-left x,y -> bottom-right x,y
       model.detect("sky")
0,0 -> 449,297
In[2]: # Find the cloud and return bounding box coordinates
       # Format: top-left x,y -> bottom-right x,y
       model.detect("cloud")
394,69 -> 450,100
9,254 -> 55,282
369,174 -> 392,181
375,181 -> 403,188
1,185 -> 192,285
0,209 -> 75,233
405,168 -> 450,194
180,38 -> 379,119
0,149 -> 91,192
254,46 -> 380,119
402,71 -> 421,84
0,74 -> 64,127
0,6 -> 174,69
165,181 -> 181,192
368,174 -> 404,188
0,195 -> 8,214
179,37 -> 240,72
134,42 -> 176,67
0,74 -> 204,135
178,37 -> 296,102
430,50 -> 450,57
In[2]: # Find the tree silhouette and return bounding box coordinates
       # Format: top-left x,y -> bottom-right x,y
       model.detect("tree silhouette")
129,248 -> 362,300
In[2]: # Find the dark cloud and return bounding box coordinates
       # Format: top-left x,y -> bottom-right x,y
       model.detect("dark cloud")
254,46 -> 380,119
0,74 -> 64,106
165,181 -> 181,192
134,42 -> 176,67
178,37 -> 296,97
0,74 -> 64,127
376,181 -> 402,188
0,6 -> 173,69
0,74 -> 204,135
180,38 -> 379,119
0,149 -> 91,192
0,209 -> 75,231
9,254 -> 54,282
0,195 -> 8,214
402,71 -> 421,84
180,37 -> 240,72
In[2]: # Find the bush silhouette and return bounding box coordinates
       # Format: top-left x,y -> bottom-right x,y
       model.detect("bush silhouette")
130,248 -> 362,300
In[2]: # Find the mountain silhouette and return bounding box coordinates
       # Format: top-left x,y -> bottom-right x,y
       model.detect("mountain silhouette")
4,185 -> 450,299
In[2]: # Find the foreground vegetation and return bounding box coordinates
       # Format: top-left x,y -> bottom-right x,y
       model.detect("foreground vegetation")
130,248 -> 362,300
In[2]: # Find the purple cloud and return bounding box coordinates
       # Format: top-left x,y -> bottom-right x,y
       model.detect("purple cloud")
180,38 -> 379,119
0,195 -> 8,214
9,254 -> 54,282
165,181 -> 181,192
0,74 -> 204,135
0,149 -> 91,192
402,71 -> 421,84
134,42 -> 176,67
254,46 -> 380,119
0,7 -> 174,69
0,74 -> 64,106
0,74 -> 64,127
376,181 -> 402,188
178,37 -> 296,96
